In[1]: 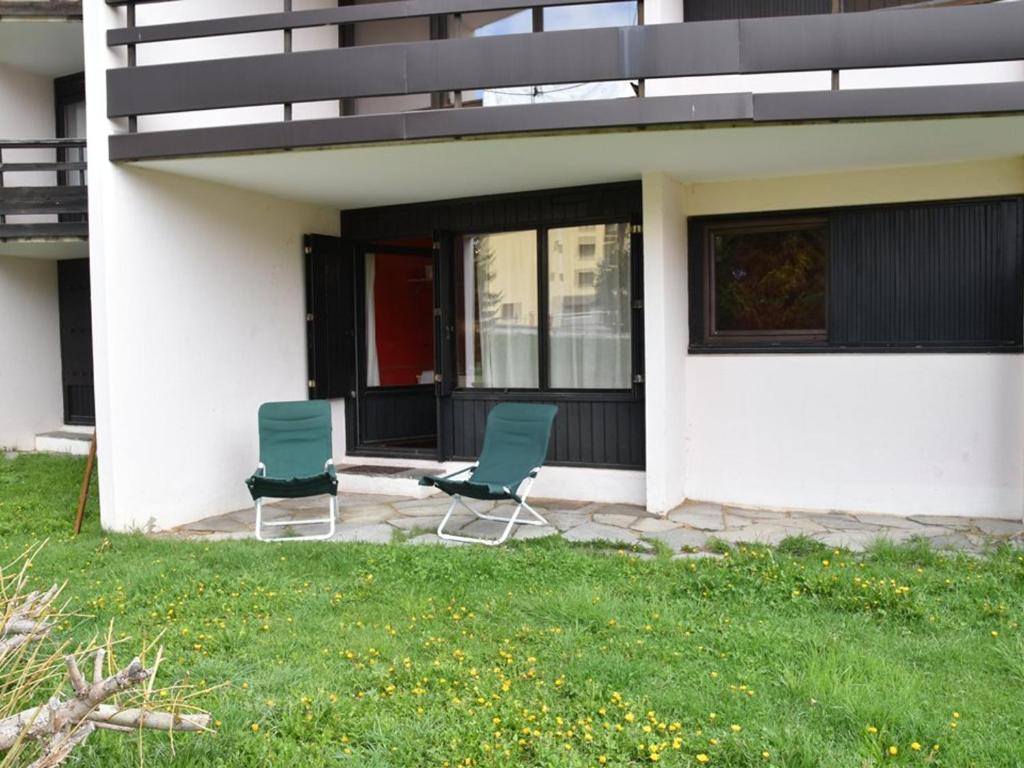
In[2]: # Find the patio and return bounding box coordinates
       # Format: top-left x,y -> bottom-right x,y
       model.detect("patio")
169,493 -> 1024,555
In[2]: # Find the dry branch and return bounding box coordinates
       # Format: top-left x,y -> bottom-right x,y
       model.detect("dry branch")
1,549 -> 213,767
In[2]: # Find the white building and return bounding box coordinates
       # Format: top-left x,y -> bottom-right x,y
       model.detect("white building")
3,0 -> 1024,531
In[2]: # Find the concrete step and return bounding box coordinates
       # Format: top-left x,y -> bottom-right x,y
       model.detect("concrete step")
35,428 -> 93,457
337,462 -> 447,499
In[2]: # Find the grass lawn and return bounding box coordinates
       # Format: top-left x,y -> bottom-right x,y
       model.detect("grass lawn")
1,453 -> 1023,767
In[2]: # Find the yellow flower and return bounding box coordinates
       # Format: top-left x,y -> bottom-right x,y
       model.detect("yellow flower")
696,755 -> 710,764
598,758 -> 607,765
888,745 -> 898,756
911,742 -> 922,751
730,724 -> 741,733
762,752 -> 770,759
866,725 -> 878,734
250,723 -> 260,733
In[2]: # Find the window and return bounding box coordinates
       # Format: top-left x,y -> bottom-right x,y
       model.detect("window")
575,270 -> 596,288
705,219 -> 827,344
578,242 -> 596,259
455,222 -> 635,390
456,231 -> 539,388
549,223 -> 632,389
691,198 -> 1024,352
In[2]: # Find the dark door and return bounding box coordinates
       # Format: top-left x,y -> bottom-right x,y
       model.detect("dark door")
305,234 -> 438,458
57,258 -> 95,426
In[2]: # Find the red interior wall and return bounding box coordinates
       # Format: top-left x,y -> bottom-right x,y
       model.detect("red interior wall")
373,253 -> 434,386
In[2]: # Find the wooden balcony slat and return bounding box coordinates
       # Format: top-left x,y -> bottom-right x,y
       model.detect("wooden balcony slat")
0,221 -> 88,240
107,0 -> 618,47
0,161 -> 87,173
0,185 -> 88,215
0,1 -> 82,19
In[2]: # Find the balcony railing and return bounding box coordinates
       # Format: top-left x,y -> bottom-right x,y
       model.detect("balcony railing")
104,0 -> 1024,161
0,1 -> 82,20
0,140 -> 88,241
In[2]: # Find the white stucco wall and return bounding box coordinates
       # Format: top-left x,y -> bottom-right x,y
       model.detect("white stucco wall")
0,62 -> 57,224
0,256 -> 62,451
0,63 -> 64,449
685,355 -> 1023,518
674,159 -> 1024,520
87,167 -> 339,531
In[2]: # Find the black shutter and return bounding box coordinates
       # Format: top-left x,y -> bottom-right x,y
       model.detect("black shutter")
304,234 -> 358,400
829,198 -> 1024,348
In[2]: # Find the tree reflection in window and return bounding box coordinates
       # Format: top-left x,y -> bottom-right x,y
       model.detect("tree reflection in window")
712,222 -> 827,336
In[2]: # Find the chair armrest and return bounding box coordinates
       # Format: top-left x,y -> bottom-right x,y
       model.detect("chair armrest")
440,464 -> 476,480
254,462 -> 267,477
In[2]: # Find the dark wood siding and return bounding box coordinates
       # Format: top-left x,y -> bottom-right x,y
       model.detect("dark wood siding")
57,259 -> 94,426
449,394 -> 644,469
683,0 -> 936,20
358,387 -> 436,446
342,183 -> 641,241
830,198 -> 1023,348
689,196 -> 1024,353
684,0 -> 830,21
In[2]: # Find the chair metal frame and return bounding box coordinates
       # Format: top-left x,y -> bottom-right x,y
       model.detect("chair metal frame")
253,458 -> 337,542
435,464 -> 548,546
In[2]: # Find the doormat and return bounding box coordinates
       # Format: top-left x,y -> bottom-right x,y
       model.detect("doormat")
341,465 -> 414,476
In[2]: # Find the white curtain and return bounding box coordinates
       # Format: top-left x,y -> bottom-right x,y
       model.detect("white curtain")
364,253 -> 380,387
467,233 -> 538,389
547,225 -> 631,389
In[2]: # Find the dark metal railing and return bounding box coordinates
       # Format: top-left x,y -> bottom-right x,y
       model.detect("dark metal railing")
0,140 -> 88,241
103,0 -> 1024,161
0,1 -> 82,20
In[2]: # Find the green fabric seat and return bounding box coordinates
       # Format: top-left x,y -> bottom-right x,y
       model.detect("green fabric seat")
246,400 -> 338,500
421,403 -> 557,545
245,400 -> 337,542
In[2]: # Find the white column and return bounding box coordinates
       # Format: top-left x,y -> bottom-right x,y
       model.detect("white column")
641,173 -> 689,514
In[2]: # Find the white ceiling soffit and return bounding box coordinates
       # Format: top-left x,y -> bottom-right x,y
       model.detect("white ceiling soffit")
0,21 -> 84,77
134,115 -> 1024,210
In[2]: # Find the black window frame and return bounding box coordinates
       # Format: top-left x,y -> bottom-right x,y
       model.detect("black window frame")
689,196 -> 1024,354
703,216 -> 829,347
455,217 -> 635,394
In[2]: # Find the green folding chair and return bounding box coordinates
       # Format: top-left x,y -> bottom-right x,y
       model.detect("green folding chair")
420,403 -> 558,546
245,400 -> 337,542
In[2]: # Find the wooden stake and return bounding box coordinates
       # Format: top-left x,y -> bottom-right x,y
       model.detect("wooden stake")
73,432 -> 97,536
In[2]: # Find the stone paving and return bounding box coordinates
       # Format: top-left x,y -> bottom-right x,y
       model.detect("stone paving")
168,492 -> 1024,555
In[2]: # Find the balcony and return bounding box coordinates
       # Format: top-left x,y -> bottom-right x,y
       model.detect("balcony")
0,139 -> 88,243
102,0 -> 1024,163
